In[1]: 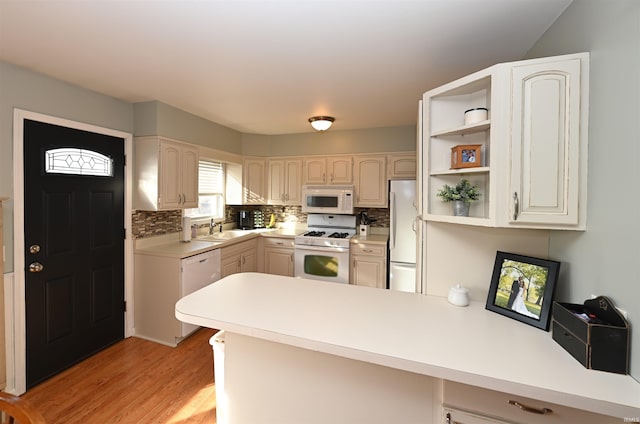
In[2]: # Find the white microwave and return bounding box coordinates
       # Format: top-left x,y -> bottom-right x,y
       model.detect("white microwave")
301,185 -> 354,214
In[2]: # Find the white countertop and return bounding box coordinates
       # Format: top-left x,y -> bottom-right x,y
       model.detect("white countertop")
134,228 -> 301,258
175,272 -> 640,418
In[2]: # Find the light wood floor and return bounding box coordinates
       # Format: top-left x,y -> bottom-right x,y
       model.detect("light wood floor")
21,328 -> 219,423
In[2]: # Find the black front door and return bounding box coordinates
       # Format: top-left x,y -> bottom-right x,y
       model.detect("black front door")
24,119 -> 125,388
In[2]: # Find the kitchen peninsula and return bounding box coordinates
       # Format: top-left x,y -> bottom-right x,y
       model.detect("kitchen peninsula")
176,273 -> 639,423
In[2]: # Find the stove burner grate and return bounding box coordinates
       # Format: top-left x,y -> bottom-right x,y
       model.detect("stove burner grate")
303,231 -> 326,237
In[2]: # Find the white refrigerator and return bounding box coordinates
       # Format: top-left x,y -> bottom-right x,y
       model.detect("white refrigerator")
388,180 -> 418,292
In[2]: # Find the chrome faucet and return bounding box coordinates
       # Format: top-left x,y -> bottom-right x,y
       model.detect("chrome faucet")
209,219 -> 218,235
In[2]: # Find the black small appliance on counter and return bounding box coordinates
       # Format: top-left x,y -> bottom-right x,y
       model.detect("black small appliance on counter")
238,210 -> 265,230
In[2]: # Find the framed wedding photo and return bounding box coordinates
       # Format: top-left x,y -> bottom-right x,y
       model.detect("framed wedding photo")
485,251 -> 560,330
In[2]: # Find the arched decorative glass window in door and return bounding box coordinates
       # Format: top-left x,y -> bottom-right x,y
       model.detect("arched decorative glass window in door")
44,148 -> 113,177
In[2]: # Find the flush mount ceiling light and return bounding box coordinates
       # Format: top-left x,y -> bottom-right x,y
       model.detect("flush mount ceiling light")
308,116 -> 335,132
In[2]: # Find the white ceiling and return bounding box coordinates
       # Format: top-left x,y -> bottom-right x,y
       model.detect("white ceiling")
0,0 -> 572,135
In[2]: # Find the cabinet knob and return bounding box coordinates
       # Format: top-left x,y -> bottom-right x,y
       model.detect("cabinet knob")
513,192 -> 519,220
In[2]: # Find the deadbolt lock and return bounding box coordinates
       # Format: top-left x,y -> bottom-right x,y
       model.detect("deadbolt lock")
29,244 -> 41,254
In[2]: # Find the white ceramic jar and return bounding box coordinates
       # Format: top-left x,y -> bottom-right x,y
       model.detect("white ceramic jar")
464,107 -> 488,125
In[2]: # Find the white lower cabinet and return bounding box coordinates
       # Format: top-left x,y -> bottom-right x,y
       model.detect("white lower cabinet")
350,239 -> 387,289
441,380 -> 620,424
263,236 -> 295,277
134,249 -> 220,346
220,238 -> 258,277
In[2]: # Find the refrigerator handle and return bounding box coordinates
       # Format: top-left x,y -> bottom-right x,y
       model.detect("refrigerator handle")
389,192 -> 396,250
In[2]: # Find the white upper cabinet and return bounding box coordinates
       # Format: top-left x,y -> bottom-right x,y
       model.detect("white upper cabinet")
354,155 -> 387,207
134,136 -> 199,210
387,152 -> 417,179
327,156 -> 353,184
303,156 -> 353,185
421,53 -> 588,230
267,158 -> 302,205
243,157 -> 266,204
303,157 -> 327,184
507,57 -> 586,227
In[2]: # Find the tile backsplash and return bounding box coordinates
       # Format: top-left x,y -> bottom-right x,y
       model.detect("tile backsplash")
132,205 -> 389,239
132,209 -> 182,239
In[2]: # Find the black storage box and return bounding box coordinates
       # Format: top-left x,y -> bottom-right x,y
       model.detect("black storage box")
552,296 -> 629,374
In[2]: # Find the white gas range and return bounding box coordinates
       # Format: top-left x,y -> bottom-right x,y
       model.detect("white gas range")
294,214 -> 357,284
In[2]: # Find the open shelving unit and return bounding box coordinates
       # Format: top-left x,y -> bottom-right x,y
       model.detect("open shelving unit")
423,72 -> 496,226
421,53 -> 589,230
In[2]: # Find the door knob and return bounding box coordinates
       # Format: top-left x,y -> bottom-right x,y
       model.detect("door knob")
29,262 -> 44,273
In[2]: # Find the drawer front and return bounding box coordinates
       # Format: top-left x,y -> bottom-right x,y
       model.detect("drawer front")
551,321 -> 588,368
263,237 -> 295,248
443,381 -> 619,424
351,243 -> 386,256
443,408 -> 509,424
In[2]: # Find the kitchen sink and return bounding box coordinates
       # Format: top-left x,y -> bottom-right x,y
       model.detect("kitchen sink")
198,230 -> 247,241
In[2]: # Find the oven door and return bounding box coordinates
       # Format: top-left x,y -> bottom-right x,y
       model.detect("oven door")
294,244 -> 350,284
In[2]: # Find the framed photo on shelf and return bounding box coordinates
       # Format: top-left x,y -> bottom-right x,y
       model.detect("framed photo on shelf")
485,251 -> 560,330
451,144 -> 482,169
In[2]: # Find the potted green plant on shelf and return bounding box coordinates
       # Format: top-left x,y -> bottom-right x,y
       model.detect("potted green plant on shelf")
436,179 -> 480,217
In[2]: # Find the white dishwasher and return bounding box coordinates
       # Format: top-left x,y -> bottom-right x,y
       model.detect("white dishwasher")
180,249 -> 221,337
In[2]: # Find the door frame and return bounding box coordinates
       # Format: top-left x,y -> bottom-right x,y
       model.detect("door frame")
8,109 -> 134,395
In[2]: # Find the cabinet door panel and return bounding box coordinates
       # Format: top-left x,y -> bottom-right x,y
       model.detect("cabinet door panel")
221,255 -> 240,277
328,157 -> 353,184
181,147 -> 199,207
303,158 -> 326,184
243,159 -> 266,204
241,249 -> 258,272
267,160 -> 286,204
354,156 -> 386,207
159,142 -> 181,208
510,58 -> 581,225
285,159 -> 303,204
351,256 -> 385,288
265,248 -> 294,276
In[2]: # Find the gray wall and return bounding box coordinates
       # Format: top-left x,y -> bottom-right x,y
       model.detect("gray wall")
0,60 -> 134,272
134,101 -> 243,154
526,0 -> 640,381
132,100 -> 416,158
241,125 -> 416,156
